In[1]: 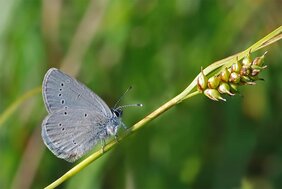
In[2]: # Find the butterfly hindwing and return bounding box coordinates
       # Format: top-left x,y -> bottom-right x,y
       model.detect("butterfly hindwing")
41,108 -> 109,162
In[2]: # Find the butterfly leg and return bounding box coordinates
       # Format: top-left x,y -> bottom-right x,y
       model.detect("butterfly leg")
114,134 -> 119,143
101,139 -> 106,153
121,122 -> 127,129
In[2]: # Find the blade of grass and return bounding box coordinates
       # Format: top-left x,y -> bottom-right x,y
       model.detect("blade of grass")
0,87 -> 42,127
60,0 -> 109,77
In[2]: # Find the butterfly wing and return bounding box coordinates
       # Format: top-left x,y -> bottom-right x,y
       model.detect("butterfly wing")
42,68 -> 112,117
41,108 -> 109,162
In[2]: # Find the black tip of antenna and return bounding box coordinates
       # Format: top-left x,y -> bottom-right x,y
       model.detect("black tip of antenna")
137,103 -> 143,107
128,86 -> 133,90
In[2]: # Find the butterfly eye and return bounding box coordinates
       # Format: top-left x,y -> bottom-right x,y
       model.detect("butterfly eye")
113,109 -> 123,117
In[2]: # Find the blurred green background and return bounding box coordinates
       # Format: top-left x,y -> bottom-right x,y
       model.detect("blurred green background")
0,0 -> 281,189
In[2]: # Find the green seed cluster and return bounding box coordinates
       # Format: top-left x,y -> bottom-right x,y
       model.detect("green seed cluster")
197,51 -> 268,101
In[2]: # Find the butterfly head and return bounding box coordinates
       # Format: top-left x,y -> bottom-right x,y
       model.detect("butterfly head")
107,108 -> 123,136
112,108 -> 123,118
107,85 -> 143,136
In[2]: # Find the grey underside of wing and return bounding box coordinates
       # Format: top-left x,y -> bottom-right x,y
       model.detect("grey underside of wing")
42,68 -> 112,116
42,108 -> 109,162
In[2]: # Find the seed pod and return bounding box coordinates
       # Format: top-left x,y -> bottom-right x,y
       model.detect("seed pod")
242,50 -> 252,66
218,82 -> 235,96
229,83 -> 239,92
252,51 -> 267,66
220,67 -> 230,82
252,57 -> 263,67
250,69 -> 260,76
249,76 -> 264,81
240,65 -> 251,76
208,76 -> 220,89
229,72 -> 240,83
231,58 -> 242,73
251,64 -> 267,70
204,89 -> 226,101
241,76 -> 256,85
197,67 -> 208,92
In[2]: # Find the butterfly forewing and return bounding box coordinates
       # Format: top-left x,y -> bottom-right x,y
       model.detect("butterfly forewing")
42,108 -> 109,162
43,68 -> 112,117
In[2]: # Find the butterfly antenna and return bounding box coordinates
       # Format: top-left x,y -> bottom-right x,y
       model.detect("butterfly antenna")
118,103 -> 143,109
114,86 -> 133,109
